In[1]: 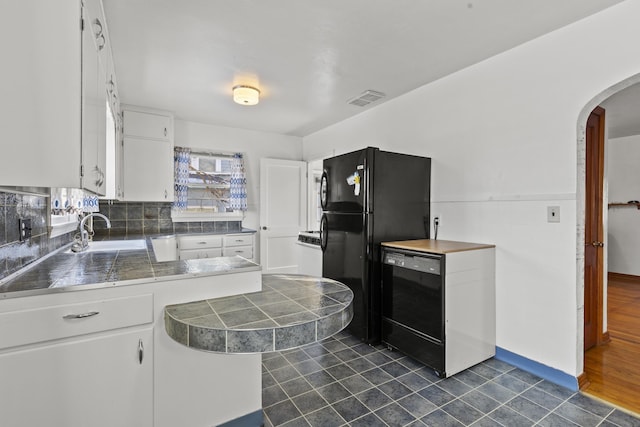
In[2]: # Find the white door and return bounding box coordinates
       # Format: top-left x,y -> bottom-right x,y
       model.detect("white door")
260,158 -> 307,274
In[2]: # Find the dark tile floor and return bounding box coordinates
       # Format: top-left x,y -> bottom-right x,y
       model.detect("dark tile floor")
262,331 -> 640,426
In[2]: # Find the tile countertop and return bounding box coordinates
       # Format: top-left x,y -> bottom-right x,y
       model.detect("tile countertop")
0,232 -> 259,298
381,239 -> 495,254
164,274 -> 354,354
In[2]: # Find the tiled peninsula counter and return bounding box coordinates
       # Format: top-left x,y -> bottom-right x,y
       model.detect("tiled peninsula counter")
165,274 -> 354,353
0,236 -> 267,427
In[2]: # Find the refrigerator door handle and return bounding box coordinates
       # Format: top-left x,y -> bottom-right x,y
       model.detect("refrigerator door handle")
320,171 -> 328,210
320,214 -> 328,252
365,213 -> 373,258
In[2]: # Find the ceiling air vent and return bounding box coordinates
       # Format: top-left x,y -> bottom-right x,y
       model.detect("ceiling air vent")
347,90 -> 386,107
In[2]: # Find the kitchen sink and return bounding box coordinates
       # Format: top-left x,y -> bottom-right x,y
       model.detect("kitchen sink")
66,239 -> 147,253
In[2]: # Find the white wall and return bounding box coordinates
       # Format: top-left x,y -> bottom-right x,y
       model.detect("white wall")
303,1 -> 640,378
607,134 -> 640,276
175,120 -> 303,260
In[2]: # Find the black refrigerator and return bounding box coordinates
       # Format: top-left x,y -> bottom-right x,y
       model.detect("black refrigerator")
319,147 -> 431,344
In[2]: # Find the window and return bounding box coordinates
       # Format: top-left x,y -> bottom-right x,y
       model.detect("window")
186,152 -> 234,212
172,149 -> 247,221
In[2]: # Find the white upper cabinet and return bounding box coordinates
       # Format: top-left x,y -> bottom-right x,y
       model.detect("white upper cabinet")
122,107 -> 175,202
0,0 -> 119,194
81,0 -> 107,195
0,0 -> 82,188
124,110 -> 173,141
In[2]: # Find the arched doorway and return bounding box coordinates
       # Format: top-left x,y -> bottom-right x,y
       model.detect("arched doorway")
577,74 -> 640,413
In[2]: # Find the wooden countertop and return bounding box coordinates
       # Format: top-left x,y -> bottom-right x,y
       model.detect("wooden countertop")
381,239 -> 495,254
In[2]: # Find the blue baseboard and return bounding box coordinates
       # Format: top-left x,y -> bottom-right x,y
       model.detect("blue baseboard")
495,347 -> 578,391
218,409 -> 263,427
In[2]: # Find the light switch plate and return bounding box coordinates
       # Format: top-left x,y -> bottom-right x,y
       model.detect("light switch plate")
547,206 -> 560,223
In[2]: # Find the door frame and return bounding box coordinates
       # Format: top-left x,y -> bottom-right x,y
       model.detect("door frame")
577,74 -> 640,391
585,106 -> 608,344
580,106 -> 608,389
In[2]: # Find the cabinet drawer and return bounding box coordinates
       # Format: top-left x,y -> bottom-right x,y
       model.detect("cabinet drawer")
123,110 -> 172,140
179,248 -> 222,260
223,234 -> 253,247
178,235 -> 223,250
222,246 -> 253,259
0,294 -> 153,350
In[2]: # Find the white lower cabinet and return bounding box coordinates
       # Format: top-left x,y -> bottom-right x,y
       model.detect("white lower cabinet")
0,327 -> 153,427
177,234 -> 223,260
223,233 -> 254,259
178,233 -> 255,261
0,269 -> 263,427
153,271 -> 262,427
0,293 -> 154,427
179,247 -> 223,259
223,245 -> 253,258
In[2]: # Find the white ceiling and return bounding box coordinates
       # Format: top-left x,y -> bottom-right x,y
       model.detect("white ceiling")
602,82 -> 640,139
103,0 -> 626,138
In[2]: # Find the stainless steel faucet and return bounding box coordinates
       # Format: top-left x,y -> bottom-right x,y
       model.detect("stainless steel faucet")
72,213 -> 112,252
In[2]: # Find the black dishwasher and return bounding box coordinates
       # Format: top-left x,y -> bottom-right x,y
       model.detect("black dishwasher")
381,247 -> 446,377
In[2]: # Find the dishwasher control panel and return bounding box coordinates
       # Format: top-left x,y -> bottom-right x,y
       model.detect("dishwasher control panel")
383,251 -> 441,275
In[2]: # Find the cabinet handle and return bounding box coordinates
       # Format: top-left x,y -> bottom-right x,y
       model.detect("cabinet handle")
164,189 -> 168,199
63,311 -> 100,320
164,127 -> 167,137
92,19 -> 103,37
96,34 -> 105,50
197,242 -> 207,245
138,339 -> 144,364
92,19 -> 105,50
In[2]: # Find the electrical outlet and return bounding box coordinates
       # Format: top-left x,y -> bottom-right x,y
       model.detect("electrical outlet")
19,218 -> 32,241
432,215 -> 441,240
547,206 -> 560,223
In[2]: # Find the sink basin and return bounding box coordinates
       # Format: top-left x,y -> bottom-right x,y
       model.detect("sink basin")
67,239 -> 147,253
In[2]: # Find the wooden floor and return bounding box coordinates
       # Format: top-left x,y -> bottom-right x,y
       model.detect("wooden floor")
583,274 -> 640,415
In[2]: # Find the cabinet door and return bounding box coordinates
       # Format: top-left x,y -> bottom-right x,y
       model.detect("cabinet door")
223,246 -> 253,259
123,137 -> 174,201
224,234 -> 254,247
0,328 -> 153,427
0,0 -> 82,188
179,248 -> 223,260
178,234 -> 223,250
81,4 -> 106,195
124,110 -> 172,141
116,124 -> 125,199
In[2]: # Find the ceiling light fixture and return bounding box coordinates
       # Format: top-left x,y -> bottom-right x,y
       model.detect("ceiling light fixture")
233,85 -> 260,106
